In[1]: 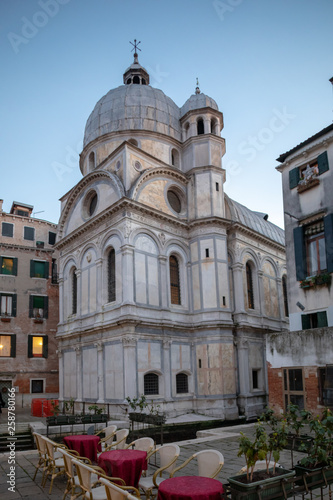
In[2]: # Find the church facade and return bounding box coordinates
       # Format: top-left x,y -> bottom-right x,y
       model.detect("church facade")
55,52 -> 288,419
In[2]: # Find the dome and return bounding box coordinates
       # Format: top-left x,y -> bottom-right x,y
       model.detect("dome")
83,84 -> 181,147
225,195 -> 285,245
180,93 -> 219,118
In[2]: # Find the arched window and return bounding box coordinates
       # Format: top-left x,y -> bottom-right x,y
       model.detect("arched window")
282,275 -> 289,317
169,255 -> 181,305
88,151 -> 95,171
176,373 -> 188,394
171,148 -> 179,168
184,122 -> 190,140
210,118 -> 217,134
133,75 -> 140,84
128,138 -> 138,146
108,248 -> 116,302
144,373 -> 159,395
246,262 -> 254,309
197,118 -> 204,135
72,268 -> 77,315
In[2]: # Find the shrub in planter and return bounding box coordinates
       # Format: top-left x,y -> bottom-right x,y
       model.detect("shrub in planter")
284,403 -> 313,454
295,408 -> 333,489
229,417 -> 294,499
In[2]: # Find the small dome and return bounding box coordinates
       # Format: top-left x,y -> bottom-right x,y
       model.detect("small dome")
180,93 -> 219,117
83,84 -> 181,147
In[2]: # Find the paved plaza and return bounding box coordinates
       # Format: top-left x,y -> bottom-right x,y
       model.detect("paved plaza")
0,408 -> 329,499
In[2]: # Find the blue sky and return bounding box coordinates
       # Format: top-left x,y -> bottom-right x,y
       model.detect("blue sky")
1,0 -> 333,228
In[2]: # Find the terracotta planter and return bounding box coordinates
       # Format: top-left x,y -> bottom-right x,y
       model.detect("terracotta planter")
1,317 -> 11,322
228,467 -> 295,500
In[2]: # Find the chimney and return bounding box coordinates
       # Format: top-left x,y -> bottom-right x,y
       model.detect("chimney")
0,199 -> 3,212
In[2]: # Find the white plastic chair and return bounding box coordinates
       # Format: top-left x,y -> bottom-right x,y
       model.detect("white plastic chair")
99,476 -> 141,499
138,444 -> 180,500
170,449 -> 224,479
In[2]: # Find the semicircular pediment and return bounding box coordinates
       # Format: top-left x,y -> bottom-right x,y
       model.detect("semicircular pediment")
58,170 -> 125,239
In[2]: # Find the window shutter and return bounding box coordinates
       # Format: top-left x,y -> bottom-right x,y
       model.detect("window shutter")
317,311 -> 328,328
289,167 -> 300,189
42,336 -> 48,358
10,335 -> 16,358
30,260 -> 35,277
29,295 -> 33,318
317,151 -> 329,175
301,314 -> 311,330
293,227 -> 307,280
324,213 -> 333,273
13,258 -> 18,276
44,261 -> 49,279
28,336 -> 33,358
12,294 -> 17,317
44,296 -> 48,319
0,257 -> 2,274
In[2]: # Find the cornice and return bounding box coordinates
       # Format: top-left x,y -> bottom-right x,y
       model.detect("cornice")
55,198 -> 188,250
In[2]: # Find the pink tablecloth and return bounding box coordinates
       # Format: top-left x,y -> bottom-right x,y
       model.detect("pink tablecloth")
98,449 -> 147,488
157,476 -> 224,500
63,435 -> 101,462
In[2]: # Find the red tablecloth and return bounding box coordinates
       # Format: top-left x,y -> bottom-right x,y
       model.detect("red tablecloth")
98,449 -> 147,488
157,476 -> 224,500
63,435 -> 101,462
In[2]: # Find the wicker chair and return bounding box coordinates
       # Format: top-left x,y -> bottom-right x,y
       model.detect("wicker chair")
99,476 -> 141,499
170,449 -> 224,479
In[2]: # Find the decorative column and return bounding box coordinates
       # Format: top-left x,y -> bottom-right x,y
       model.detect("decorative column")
276,277 -> 284,319
257,270 -> 264,315
235,339 -> 250,396
231,263 -> 245,313
121,245 -> 135,305
75,269 -> 82,316
158,255 -> 168,309
58,277 -> 64,323
95,258 -> 103,310
95,341 -> 105,403
122,336 -> 137,399
75,346 -> 82,402
163,340 -> 172,401
57,349 -> 63,401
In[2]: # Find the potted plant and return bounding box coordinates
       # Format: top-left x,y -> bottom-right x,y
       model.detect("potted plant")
284,403 -> 313,455
228,419 -> 294,499
294,408 -> 333,490
127,395 -> 166,425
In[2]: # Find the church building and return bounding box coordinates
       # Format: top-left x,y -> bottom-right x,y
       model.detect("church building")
55,49 -> 288,420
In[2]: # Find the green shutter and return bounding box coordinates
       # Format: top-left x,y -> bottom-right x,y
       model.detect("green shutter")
289,167 -> 300,189
28,336 -> 33,358
294,226 -> 307,280
30,260 -> 35,277
42,336 -> 48,358
318,151 -> 329,175
302,314 -> 311,330
12,294 -> 17,317
29,296 -> 33,318
44,261 -> 49,279
0,257 -> 2,274
10,335 -> 16,358
13,258 -> 18,276
44,296 -> 48,319
324,213 -> 333,273
317,311 -> 328,328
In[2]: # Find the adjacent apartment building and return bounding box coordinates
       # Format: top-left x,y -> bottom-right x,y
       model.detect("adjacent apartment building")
0,200 -> 59,407
267,123 -> 333,414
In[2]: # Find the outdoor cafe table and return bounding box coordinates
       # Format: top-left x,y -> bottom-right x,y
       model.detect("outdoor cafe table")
63,434 -> 101,462
98,449 -> 147,488
157,476 -> 224,500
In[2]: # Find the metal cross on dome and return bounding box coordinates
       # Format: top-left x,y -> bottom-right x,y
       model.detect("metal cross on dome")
130,39 -> 141,54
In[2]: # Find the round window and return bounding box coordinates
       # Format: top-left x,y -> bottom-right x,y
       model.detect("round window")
115,160 -> 121,171
88,193 -> 97,216
167,190 -> 182,213
134,161 -> 142,171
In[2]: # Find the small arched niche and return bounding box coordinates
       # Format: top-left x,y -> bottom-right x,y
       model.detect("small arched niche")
171,149 -> 180,168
